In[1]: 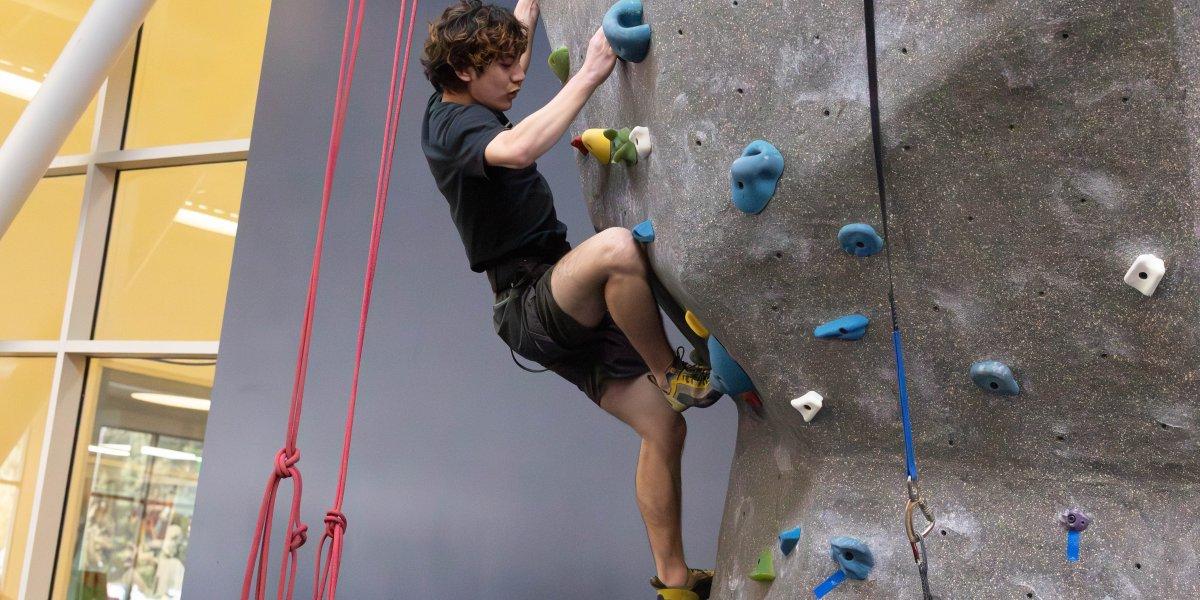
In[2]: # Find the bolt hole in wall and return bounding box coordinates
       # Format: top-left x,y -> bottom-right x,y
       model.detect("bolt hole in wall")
901,46 -> 908,54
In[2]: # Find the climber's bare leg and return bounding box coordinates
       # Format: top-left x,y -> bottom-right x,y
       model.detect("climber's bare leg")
598,374 -> 690,588
550,227 -> 676,384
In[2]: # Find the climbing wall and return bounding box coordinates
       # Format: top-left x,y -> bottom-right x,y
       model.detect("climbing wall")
539,1 -> 1200,598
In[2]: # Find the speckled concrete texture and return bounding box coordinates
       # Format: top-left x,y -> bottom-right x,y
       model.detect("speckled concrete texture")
539,1 -> 1200,598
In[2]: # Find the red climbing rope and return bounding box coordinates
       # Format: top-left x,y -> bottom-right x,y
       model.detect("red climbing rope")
313,0 -> 420,598
242,1 -> 366,598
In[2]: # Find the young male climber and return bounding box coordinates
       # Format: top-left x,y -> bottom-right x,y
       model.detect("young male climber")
420,1 -> 718,597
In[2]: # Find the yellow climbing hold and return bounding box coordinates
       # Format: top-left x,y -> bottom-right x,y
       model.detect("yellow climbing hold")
685,310 -> 709,338
655,589 -> 699,600
580,128 -> 617,164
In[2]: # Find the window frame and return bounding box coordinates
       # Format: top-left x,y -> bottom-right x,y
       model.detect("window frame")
0,22 -> 248,598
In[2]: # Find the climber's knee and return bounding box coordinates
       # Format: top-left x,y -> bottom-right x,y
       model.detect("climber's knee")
595,226 -> 645,278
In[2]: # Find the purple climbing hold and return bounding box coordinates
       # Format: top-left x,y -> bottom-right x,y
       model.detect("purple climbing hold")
1060,508 -> 1091,532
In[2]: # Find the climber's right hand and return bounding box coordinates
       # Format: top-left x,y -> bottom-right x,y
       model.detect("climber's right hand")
579,27 -> 617,87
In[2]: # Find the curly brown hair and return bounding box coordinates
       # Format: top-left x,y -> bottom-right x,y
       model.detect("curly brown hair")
421,1 -> 529,93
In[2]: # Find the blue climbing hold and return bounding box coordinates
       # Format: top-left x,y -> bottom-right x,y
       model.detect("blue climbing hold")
829,536 -> 874,580
970,360 -> 1020,396
837,223 -> 884,257
602,0 -> 652,63
707,336 -> 753,397
632,219 -> 655,243
778,526 -> 802,555
814,314 -> 869,341
730,140 -> 784,214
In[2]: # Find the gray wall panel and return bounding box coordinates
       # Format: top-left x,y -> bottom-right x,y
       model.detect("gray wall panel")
536,0 -> 1200,598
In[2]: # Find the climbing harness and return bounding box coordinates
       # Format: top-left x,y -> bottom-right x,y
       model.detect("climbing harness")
241,0 -> 420,598
862,0 -> 936,597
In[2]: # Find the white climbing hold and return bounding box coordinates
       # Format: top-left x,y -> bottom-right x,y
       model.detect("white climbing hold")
1123,254 -> 1165,296
629,126 -> 652,160
790,391 -> 823,422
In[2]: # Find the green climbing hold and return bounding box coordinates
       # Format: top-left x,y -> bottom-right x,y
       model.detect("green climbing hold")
612,127 -> 639,164
547,45 -> 570,84
749,548 -> 775,582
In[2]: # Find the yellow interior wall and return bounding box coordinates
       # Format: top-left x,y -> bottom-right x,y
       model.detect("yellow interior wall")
0,176 -> 86,340
93,162 -> 245,341
0,0 -> 97,155
124,0 -> 272,148
0,358 -> 54,600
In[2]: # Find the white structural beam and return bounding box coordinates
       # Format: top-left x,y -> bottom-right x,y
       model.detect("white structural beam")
0,0 -> 158,240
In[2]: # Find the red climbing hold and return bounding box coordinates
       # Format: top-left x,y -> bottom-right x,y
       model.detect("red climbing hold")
571,135 -> 589,155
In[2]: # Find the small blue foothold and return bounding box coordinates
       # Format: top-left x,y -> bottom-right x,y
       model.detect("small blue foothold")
970,360 -> 1020,396
730,140 -> 785,214
829,536 -> 874,580
837,223 -> 884,257
778,526 -> 802,555
632,219 -> 655,243
707,336 -> 754,397
814,314 -> 870,341
602,0 -> 652,63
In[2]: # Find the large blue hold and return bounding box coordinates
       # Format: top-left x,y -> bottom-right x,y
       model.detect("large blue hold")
632,219 -> 655,242
707,336 -> 753,397
730,140 -> 785,214
829,536 -> 874,580
602,0 -> 652,63
970,360 -> 1020,396
837,223 -> 884,257
778,526 -> 802,555
814,314 -> 869,341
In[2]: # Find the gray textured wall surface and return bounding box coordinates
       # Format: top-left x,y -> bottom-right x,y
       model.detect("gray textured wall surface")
540,0 -> 1200,598
181,1 -> 736,598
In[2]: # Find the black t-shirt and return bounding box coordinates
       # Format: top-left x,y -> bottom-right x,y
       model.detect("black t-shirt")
421,91 -> 570,273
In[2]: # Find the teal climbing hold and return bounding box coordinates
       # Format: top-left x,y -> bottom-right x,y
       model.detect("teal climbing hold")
632,219 -> 655,242
970,360 -> 1020,396
814,314 -> 869,341
730,140 -> 784,214
829,536 -> 874,580
837,223 -> 884,257
547,45 -> 570,84
778,526 -> 802,555
603,0 -> 652,63
707,336 -> 753,397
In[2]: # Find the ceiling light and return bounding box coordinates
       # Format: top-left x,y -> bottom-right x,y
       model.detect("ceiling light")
173,207 -> 237,237
0,68 -> 41,101
140,445 -> 202,462
131,391 -> 212,412
88,444 -> 131,457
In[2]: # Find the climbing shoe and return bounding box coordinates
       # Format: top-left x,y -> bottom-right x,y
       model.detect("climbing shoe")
650,568 -> 714,600
649,347 -> 720,412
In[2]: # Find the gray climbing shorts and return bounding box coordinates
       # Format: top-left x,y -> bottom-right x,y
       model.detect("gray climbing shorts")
491,262 -> 650,404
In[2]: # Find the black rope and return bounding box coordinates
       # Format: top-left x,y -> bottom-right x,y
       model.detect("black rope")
862,1 -> 935,597
862,0 -> 901,332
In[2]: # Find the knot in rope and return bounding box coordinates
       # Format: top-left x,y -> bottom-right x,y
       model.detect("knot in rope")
323,510 -> 348,536
288,522 -> 309,551
273,448 -> 300,479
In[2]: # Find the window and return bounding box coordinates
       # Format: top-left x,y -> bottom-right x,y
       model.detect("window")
0,0 -> 271,597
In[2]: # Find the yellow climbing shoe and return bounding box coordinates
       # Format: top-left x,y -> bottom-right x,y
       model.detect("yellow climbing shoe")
650,348 -> 721,412
655,590 -> 698,600
650,568 -> 714,600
